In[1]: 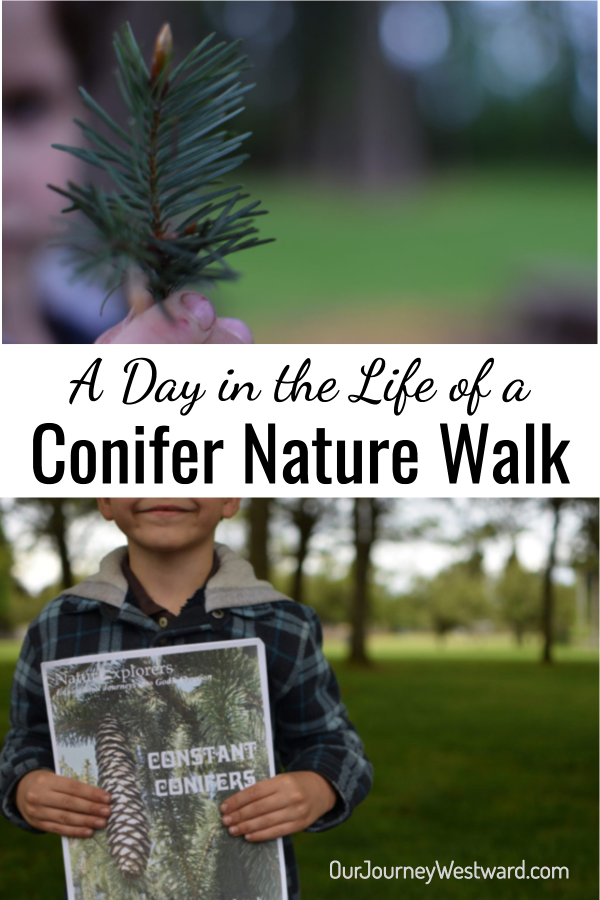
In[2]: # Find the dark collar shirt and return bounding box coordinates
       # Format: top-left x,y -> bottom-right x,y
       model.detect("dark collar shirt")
121,552 -> 220,628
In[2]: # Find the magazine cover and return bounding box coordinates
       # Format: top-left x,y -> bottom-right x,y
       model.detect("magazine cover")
41,638 -> 288,900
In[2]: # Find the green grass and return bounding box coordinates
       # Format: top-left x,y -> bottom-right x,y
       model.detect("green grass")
323,631 -> 599,663
0,641 -> 22,664
0,652 -> 597,899
294,659 -> 598,899
1,633 -> 594,665
213,166 -> 596,339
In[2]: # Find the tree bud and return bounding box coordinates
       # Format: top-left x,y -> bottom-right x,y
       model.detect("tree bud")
151,23 -> 173,84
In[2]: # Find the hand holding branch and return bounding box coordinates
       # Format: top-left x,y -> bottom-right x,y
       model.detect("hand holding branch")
95,290 -> 253,345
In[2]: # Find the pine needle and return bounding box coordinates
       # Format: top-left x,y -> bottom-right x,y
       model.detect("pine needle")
48,22 -> 273,303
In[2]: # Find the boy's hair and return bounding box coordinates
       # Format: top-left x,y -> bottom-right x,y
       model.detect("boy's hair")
52,1 -> 125,86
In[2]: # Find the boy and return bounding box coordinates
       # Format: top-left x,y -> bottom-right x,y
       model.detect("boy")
0,498 -> 373,899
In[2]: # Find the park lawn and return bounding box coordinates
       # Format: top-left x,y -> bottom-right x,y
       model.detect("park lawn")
213,166 -> 597,341
323,631 -> 600,663
0,656 -> 597,900
295,659 -> 598,900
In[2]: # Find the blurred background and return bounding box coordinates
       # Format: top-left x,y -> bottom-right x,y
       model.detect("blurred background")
3,1 -> 597,342
196,0 -> 598,342
1,497 -> 597,897
1,498 -> 598,660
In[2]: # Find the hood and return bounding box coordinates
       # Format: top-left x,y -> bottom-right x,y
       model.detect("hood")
61,543 -> 289,613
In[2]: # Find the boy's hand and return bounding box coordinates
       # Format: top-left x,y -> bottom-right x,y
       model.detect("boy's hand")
220,771 -> 337,841
15,770 -> 112,838
95,290 -> 253,345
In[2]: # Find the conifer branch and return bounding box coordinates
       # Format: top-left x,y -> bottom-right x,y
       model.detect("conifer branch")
49,22 -> 273,303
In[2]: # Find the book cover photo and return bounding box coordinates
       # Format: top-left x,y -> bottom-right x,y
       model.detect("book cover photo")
41,638 -> 288,900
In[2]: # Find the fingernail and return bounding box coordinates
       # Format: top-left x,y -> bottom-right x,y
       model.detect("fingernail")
219,318 -> 253,343
222,815 -> 231,826
100,807 -> 111,816
220,802 -> 229,813
84,829 -> 93,837
229,826 -> 238,835
95,819 -> 106,828
102,793 -> 111,802
181,292 -> 215,330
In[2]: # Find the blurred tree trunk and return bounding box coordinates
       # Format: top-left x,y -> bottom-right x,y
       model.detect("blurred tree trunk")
276,498 -> 337,604
48,499 -> 74,588
283,1 -> 426,184
349,498 -> 381,664
541,499 -> 564,665
274,499 -> 339,603
571,498 -> 599,648
589,571 -> 599,649
0,511 -> 14,629
353,1 -> 425,185
247,499 -> 272,581
289,500 -> 321,604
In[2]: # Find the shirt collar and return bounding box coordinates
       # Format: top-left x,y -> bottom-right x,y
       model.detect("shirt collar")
121,552 -> 220,622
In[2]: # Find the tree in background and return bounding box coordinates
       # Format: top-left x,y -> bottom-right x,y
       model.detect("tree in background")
246,499 -> 272,581
410,551 -> 492,640
541,498 -> 566,665
183,0 -> 596,174
3,498 -> 594,659
0,511 -> 14,632
9,499 -> 98,590
570,499 -> 599,647
247,496 -> 390,661
274,499 -> 338,604
299,569 -> 357,627
178,0 -> 426,185
495,547 -> 541,645
292,1 -> 425,184
436,499 -> 582,660
349,499 -> 392,664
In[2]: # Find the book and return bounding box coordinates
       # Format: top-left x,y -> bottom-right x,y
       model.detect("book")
42,638 -> 288,900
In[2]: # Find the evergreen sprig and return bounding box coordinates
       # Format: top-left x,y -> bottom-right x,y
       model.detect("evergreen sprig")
49,22 -> 273,302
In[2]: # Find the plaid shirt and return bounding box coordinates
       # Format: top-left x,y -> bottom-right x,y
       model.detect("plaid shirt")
0,552 -> 373,900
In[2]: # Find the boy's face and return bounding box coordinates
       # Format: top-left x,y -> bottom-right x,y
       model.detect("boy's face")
3,1 -> 81,274
97,499 -> 241,554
